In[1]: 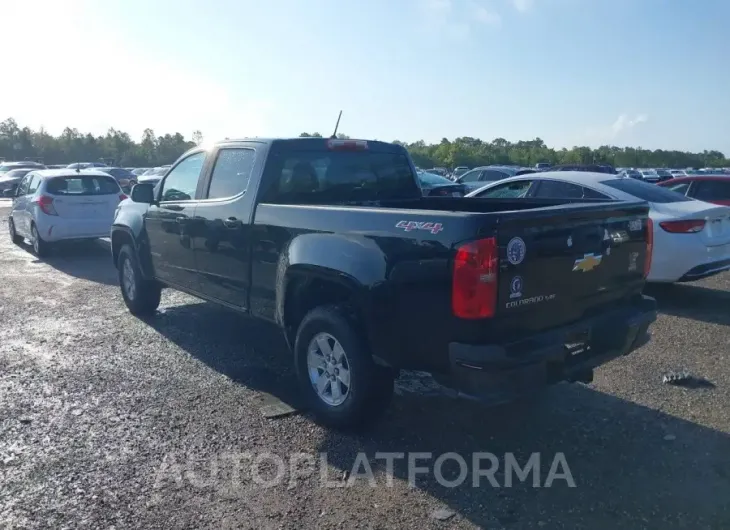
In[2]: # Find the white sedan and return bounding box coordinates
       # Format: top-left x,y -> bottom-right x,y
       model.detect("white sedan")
467,171 -> 730,283
7,169 -> 127,257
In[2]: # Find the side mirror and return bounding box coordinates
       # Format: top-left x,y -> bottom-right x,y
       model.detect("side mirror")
130,183 -> 156,204
2,189 -> 16,198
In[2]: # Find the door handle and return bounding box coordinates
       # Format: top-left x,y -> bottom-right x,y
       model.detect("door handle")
176,216 -> 186,224
223,217 -> 241,228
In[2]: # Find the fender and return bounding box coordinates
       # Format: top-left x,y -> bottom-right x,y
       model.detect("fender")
111,202 -> 155,280
274,232 -> 388,324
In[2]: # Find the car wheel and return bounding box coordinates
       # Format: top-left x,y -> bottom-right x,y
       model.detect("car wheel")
118,244 -> 162,316
294,305 -> 394,429
30,223 -> 50,257
8,217 -> 22,245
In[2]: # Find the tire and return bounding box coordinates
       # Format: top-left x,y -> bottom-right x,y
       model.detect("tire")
8,217 -> 22,245
294,305 -> 394,429
117,244 -> 162,316
30,223 -> 50,257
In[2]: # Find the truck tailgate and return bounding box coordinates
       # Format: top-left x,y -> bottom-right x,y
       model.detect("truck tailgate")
493,201 -> 650,331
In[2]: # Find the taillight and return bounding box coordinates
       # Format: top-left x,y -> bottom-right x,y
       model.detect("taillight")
452,237 -> 498,319
644,218 -> 653,278
119,193 -> 128,201
326,139 -> 368,151
659,219 -> 706,233
34,195 -> 57,216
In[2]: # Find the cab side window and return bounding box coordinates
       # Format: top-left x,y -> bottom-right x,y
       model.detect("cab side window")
159,152 -> 206,202
206,148 -> 256,199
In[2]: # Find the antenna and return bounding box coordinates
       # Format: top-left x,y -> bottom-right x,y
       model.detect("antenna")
330,110 -> 343,139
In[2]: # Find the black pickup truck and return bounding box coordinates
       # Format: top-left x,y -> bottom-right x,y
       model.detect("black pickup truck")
111,137 -> 657,428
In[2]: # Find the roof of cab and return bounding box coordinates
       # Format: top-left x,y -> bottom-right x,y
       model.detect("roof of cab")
213,137 -> 403,150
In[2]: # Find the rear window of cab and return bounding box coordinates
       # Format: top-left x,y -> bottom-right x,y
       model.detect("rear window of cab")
46,175 -> 121,195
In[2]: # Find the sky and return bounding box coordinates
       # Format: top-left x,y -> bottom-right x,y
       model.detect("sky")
2,0 -> 729,154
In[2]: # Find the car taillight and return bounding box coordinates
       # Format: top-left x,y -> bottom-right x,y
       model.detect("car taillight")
119,193 -> 128,201
644,218 -> 653,278
34,195 -> 57,216
452,237 -> 498,319
326,139 -> 368,151
658,219 -> 706,233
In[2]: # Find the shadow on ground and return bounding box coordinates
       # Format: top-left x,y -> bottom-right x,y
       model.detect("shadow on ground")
144,300 -> 730,529
20,238 -> 118,287
646,283 -> 730,326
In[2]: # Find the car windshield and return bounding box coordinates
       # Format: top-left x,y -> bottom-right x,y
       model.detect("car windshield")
144,167 -> 167,176
601,178 -> 693,203
2,169 -> 31,179
46,175 -> 121,195
419,172 -> 452,187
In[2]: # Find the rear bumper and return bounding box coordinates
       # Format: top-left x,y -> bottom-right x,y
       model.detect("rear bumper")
678,258 -> 730,282
437,295 -> 657,404
36,216 -> 112,242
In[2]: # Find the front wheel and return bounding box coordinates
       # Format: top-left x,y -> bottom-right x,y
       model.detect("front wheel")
294,305 -> 394,429
118,244 -> 161,316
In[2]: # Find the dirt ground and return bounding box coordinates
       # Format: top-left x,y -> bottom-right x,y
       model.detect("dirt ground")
1,203 -> 729,529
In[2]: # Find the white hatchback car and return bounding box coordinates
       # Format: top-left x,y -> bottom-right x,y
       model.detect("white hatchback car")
7,169 -> 127,257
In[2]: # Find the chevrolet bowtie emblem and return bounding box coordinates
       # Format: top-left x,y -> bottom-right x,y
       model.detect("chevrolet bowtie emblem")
573,253 -> 602,272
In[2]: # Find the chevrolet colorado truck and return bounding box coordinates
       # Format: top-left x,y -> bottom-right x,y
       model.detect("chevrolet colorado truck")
111,137 -> 657,428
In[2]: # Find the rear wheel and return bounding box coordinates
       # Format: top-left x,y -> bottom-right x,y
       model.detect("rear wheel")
30,223 -> 50,257
8,217 -> 22,245
294,305 -> 394,429
118,244 -> 161,316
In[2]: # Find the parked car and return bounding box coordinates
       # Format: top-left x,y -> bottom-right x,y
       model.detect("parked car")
451,166 -> 469,179
131,168 -> 150,176
111,137 -> 656,428
455,165 -> 534,192
66,162 -> 109,170
425,167 -> 449,178
658,175 -> 730,206
0,161 -> 46,175
620,169 -> 643,180
136,166 -> 170,186
0,168 -> 36,193
94,167 -> 137,192
654,169 -> 673,182
6,169 -> 127,257
669,169 -> 688,178
467,171 -> 730,283
638,169 -> 659,183
417,171 -> 466,196
552,164 -> 617,174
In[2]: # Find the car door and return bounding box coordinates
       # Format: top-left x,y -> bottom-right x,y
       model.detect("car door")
193,146 -> 258,309
145,151 -> 208,290
10,174 -> 32,236
20,174 -> 42,235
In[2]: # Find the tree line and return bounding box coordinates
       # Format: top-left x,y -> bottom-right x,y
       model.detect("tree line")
0,118 -> 201,168
299,132 -> 729,170
1,118 -> 726,170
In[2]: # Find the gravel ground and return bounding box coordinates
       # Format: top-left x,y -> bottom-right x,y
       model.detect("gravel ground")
1,203 -> 729,529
